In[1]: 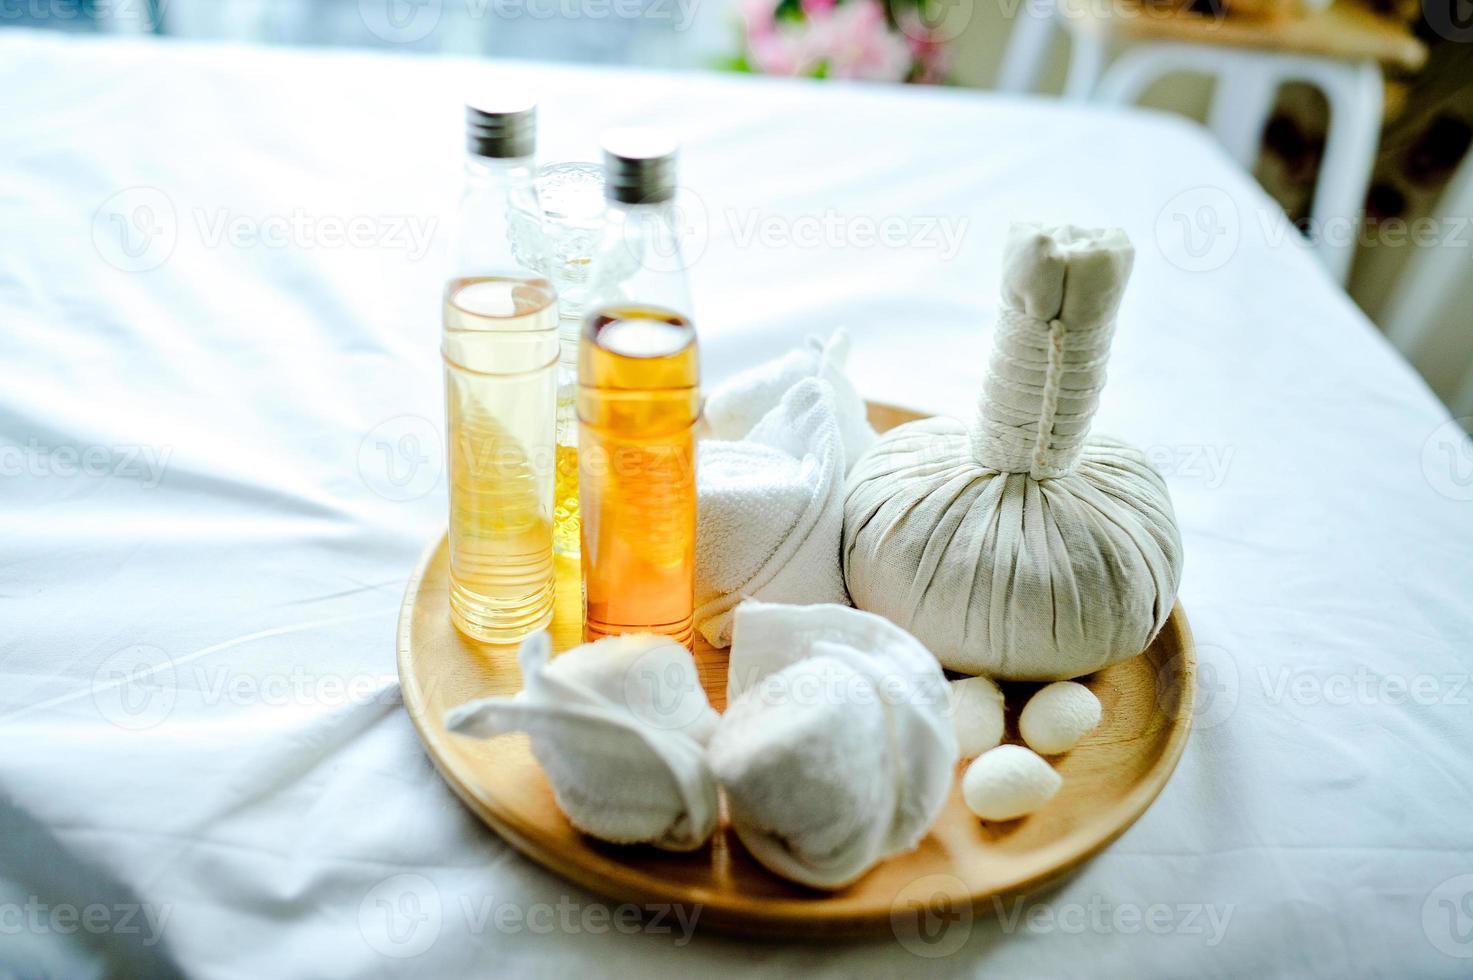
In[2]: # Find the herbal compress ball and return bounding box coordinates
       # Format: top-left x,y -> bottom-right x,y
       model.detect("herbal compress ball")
843,224 -> 1183,680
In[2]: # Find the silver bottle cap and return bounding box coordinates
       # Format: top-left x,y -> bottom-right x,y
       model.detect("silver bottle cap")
601,129 -> 677,205
466,96 -> 536,159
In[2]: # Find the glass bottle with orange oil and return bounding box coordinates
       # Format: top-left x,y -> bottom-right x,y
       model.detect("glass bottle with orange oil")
578,131 -> 700,648
442,98 -> 559,643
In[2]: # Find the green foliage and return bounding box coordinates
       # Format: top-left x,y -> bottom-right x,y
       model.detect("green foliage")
716,53 -> 754,72
774,0 -> 806,21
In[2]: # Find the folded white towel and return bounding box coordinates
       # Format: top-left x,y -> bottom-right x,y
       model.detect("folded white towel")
705,330 -> 876,472
445,632 -> 720,851
694,378 -> 850,648
706,601 -> 958,889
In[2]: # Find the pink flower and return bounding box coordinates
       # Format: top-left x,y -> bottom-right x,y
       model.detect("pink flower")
740,0 -> 948,83
748,27 -> 819,76
739,0 -> 776,37
899,8 -> 952,83
810,0 -> 912,82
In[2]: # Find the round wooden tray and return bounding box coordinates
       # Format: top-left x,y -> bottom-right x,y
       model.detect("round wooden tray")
396,403 -> 1195,938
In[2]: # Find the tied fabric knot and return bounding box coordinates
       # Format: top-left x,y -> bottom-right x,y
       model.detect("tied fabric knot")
1031,317 -> 1067,480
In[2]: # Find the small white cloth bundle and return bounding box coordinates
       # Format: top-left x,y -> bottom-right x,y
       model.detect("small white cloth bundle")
445,633 -> 720,851
704,330 -> 876,471
694,379 -> 849,648
844,224 -> 1184,680
706,601 -> 958,889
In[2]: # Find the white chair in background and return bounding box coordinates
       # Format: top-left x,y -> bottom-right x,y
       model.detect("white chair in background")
997,0 -> 1425,284
1454,374 -> 1473,421
1094,44 -> 1381,283
1379,150 -> 1473,417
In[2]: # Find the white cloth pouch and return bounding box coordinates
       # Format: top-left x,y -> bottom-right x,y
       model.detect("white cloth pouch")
706,601 -> 958,890
444,632 -> 721,851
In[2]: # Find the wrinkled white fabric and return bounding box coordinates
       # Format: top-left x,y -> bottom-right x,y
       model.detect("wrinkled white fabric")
5,31 -> 1473,980
704,330 -> 875,471
706,602 -> 957,889
844,225 -> 1184,679
694,378 -> 849,647
445,633 -> 719,850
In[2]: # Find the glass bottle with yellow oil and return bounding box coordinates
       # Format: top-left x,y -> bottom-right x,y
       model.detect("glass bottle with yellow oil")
578,131 -> 700,648
442,98 -> 559,643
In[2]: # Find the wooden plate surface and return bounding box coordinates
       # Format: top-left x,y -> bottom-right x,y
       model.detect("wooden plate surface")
396,402 -> 1195,937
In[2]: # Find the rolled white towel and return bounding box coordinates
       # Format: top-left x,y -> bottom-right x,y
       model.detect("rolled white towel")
705,330 -> 876,472
694,378 -> 850,648
445,632 -> 720,851
707,601 -> 958,889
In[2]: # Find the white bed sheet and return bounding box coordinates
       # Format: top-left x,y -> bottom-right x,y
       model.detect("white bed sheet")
1,29 -> 1470,979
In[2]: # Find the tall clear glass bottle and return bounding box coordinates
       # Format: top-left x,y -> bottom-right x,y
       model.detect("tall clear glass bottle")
442,98 -> 559,643
531,162 -> 606,561
578,131 -> 700,648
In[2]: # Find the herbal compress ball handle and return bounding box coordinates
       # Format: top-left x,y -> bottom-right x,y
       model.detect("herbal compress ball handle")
971,225 -> 1134,480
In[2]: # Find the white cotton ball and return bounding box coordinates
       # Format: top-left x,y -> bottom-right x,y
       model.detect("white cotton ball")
1019,681 -> 1102,755
961,745 -> 1062,821
948,676 -> 1005,758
